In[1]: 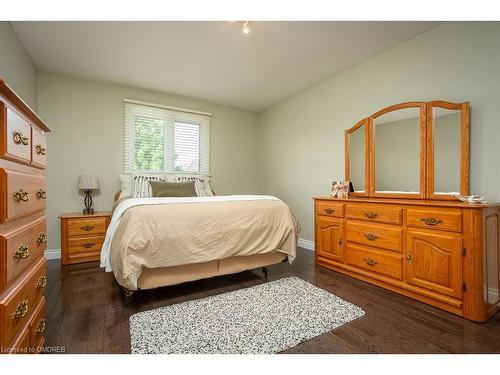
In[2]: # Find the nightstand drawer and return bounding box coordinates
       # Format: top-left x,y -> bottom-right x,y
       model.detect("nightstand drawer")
67,217 -> 107,237
68,235 -> 104,254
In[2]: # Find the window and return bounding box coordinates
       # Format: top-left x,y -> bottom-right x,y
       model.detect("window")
124,100 -> 211,175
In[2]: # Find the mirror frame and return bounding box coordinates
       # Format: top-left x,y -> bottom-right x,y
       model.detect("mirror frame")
369,102 -> 427,199
345,118 -> 370,197
426,101 -> 470,200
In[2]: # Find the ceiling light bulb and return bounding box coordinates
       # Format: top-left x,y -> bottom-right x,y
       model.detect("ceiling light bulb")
242,21 -> 250,35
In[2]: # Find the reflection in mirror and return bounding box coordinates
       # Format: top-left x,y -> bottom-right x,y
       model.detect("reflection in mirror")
434,108 -> 461,194
374,107 -> 421,193
348,125 -> 365,192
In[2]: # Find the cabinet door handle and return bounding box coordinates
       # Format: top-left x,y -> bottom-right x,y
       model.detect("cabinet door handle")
12,300 -> 28,319
13,189 -> 29,202
13,131 -> 29,145
324,208 -> 335,215
35,144 -> 46,155
364,212 -> 378,219
338,238 -> 343,246
82,242 -> 95,249
406,253 -> 412,261
14,244 -> 29,259
420,217 -> 442,226
36,189 -> 47,200
364,258 -> 377,266
364,233 -> 378,241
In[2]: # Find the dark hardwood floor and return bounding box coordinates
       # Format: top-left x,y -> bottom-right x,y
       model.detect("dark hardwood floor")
45,248 -> 500,354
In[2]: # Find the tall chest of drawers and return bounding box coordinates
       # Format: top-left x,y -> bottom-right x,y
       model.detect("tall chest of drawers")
0,80 -> 50,354
314,197 -> 500,322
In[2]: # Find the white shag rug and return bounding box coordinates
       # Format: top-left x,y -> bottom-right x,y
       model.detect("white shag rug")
129,276 -> 364,354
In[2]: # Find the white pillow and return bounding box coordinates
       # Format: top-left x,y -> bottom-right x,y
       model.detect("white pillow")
203,180 -> 214,196
119,174 -> 133,198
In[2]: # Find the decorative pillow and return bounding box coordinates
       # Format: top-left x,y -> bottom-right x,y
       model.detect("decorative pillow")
203,180 -> 215,196
150,181 -> 197,197
132,175 -> 165,198
119,174 -> 133,198
173,175 -> 214,197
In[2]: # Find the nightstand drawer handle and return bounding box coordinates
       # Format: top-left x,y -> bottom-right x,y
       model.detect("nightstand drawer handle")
34,318 -> 46,335
80,225 -> 95,232
35,144 -> 46,155
364,212 -> 378,219
13,189 -> 29,202
364,233 -> 378,241
81,242 -> 95,249
14,244 -> 29,259
420,217 -> 443,226
36,232 -> 47,244
36,189 -> 47,200
36,276 -> 47,289
13,131 -> 29,145
12,300 -> 28,319
324,208 -> 335,215
364,258 -> 378,266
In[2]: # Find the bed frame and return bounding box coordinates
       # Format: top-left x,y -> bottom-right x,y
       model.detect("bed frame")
113,191 -> 288,296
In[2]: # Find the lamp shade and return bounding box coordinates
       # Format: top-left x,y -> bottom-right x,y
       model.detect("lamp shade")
78,175 -> 100,190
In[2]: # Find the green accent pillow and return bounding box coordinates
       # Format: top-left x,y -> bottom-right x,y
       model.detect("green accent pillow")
150,181 -> 197,197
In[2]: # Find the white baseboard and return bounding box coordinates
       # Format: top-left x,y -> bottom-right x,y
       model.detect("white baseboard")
298,238 -> 314,251
45,248 -> 61,260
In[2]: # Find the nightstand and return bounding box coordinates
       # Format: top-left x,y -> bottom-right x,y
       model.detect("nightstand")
59,212 -> 111,266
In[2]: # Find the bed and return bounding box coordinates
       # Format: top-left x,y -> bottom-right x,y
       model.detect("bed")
100,194 -> 300,295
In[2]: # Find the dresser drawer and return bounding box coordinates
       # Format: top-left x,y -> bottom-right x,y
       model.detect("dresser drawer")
0,104 -> 32,165
29,297 -> 45,352
346,203 -> 402,225
0,257 -> 46,348
406,208 -> 462,232
346,243 -> 403,280
7,323 -> 30,354
0,169 -> 47,223
0,218 -> 47,290
68,217 -> 107,237
316,200 -> 344,217
346,221 -> 402,252
31,126 -> 47,169
67,235 -> 104,264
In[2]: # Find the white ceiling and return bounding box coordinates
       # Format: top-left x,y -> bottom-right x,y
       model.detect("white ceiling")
11,21 -> 438,111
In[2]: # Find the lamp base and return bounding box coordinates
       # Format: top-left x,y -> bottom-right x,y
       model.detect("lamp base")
83,189 -> 95,215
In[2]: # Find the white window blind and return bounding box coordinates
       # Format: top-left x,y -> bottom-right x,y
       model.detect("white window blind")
124,100 -> 211,175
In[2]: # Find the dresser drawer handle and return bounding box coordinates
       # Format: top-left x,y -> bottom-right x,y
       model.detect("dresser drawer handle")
35,144 -> 46,155
36,189 -> 47,200
36,232 -> 47,244
14,244 -> 29,259
324,208 -> 335,215
36,275 -> 47,289
80,225 -> 95,232
12,300 -> 28,319
13,189 -> 29,202
34,318 -> 46,335
81,242 -> 95,249
13,131 -> 29,145
364,212 -> 378,219
364,233 -> 378,241
420,217 -> 443,226
364,258 -> 378,266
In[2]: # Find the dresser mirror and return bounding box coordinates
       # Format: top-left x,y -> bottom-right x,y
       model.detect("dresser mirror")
427,101 -> 469,199
345,119 -> 369,196
344,100 -> 469,200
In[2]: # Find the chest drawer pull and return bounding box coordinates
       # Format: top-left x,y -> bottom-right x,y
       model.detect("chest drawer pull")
364,212 -> 378,219
35,275 -> 47,289
80,225 -> 95,232
420,217 -> 443,226
364,258 -> 378,266
13,189 -> 29,202
364,233 -> 378,241
34,318 -> 46,335
13,131 -> 29,145
14,244 -> 29,259
35,144 -> 46,155
12,300 -> 29,319
36,232 -> 47,244
324,208 -> 335,214
82,242 -> 95,249
36,189 -> 47,200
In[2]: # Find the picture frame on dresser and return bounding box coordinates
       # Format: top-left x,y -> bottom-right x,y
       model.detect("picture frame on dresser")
0,79 -> 50,354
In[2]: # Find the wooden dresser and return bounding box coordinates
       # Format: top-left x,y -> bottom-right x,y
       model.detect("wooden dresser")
0,80 -> 50,353
59,212 -> 110,266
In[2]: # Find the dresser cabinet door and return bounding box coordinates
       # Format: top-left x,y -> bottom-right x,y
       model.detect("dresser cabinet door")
406,230 -> 462,299
316,216 -> 343,262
